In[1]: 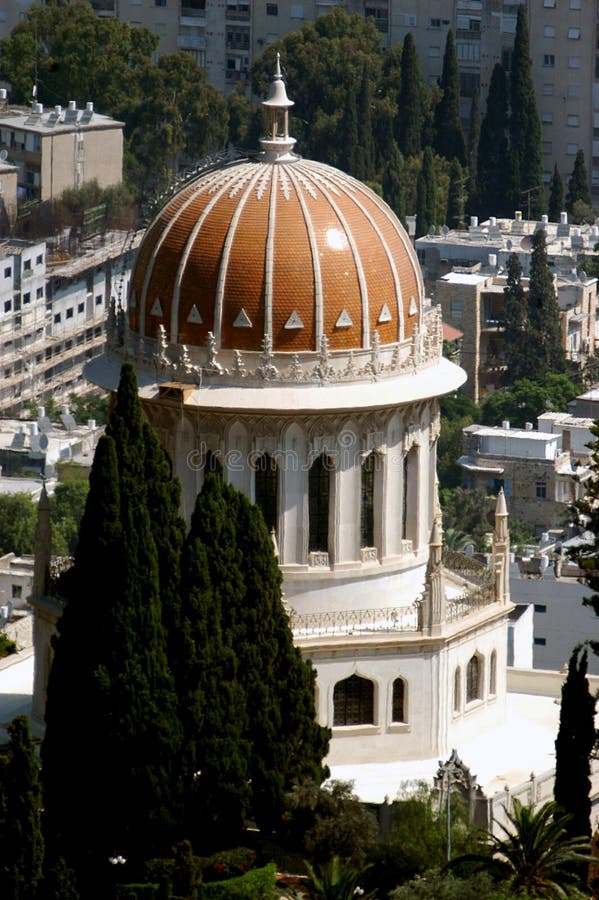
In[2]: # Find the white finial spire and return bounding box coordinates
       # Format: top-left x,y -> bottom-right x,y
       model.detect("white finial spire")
260,52 -> 298,161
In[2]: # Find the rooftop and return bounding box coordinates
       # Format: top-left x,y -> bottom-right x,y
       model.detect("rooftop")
0,101 -> 124,134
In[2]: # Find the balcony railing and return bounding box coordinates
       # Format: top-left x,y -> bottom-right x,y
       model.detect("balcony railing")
290,603 -> 421,638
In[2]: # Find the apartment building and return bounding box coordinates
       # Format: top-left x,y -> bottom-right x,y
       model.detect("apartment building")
0,96 -> 124,203
1,2 -> 597,201
459,413 -> 593,531
0,231 -> 139,415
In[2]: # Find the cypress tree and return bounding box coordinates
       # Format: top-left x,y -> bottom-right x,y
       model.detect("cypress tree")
382,140 -> 406,224
566,149 -> 591,213
343,80 -> 361,179
357,64 -> 375,181
415,147 -> 436,238
466,87 -> 480,215
0,716 -> 43,900
528,229 -> 566,377
179,472 -> 250,846
502,252 -> 530,383
477,64 -> 510,218
548,163 -> 564,222
41,365 -> 181,894
183,473 -> 329,838
398,33 -> 423,157
510,6 -> 544,217
554,647 -> 596,840
433,30 -> 466,164
446,158 -> 465,229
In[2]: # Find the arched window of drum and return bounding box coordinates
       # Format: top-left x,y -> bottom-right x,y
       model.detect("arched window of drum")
333,674 -> 374,726
309,454 -> 330,553
392,677 -> 406,723
489,650 -> 497,695
255,453 -> 278,532
361,452 -> 375,548
402,453 -> 408,539
466,654 -> 482,703
454,666 -> 461,713
204,449 -> 223,477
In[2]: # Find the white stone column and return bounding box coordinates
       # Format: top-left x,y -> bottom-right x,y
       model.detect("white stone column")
225,422 -> 251,498
384,414 -> 403,559
279,422 -> 307,565
333,427 -> 360,565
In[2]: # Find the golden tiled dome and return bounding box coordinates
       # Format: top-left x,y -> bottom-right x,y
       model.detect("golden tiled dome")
128,61 -> 422,355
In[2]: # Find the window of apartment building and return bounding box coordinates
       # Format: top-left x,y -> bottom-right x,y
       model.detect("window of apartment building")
3,267 -> 10,279
227,26 -> 249,49
542,113 -> 553,124
460,72 -> 480,98
568,28 -> 581,40
457,15 -> 481,31
54,313 -> 61,324
450,298 -> 463,321
534,604 -> 547,613
95,294 -> 103,305
36,287 -> 43,299
36,253 -> 43,265
266,3 -> 278,14
567,114 -> 580,127
568,84 -> 581,97
535,481 -> 547,499
23,292 -> 30,304
430,17 -> 441,27
155,0 -> 166,5
543,0 -> 556,6
403,13 -> 417,27
534,637 -> 546,646
542,141 -> 552,155
543,26 -> 555,38
4,301 -> 11,313
429,46 -> 441,57
543,54 -> 555,67
568,57 -> 581,68
291,4 -> 303,17
567,143 -> 578,155
543,83 -> 554,95
457,42 -> 480,61
570,0 -> 581,8
365,7 -> 388,33
66,308 -> 74,319
543,171 -> 551,183
23,259 -> 31,271
78,302 -> 84,313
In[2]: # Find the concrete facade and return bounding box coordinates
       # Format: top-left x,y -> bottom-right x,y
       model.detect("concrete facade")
459,415 -> 593,532
0,100 -> 124,203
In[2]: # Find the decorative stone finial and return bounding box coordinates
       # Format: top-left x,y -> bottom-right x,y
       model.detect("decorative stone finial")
260,52 -> 297,161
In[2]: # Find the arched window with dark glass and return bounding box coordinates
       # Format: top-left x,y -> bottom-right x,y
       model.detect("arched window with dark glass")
309,454 -> 330,553
255,453 -> 278,532
489,650 -> 497,696
333,674 -> 374,726
454,667 -> 461,713
392,677 -> 406,723
466,654 -> 482,703
361,452 -> 375,548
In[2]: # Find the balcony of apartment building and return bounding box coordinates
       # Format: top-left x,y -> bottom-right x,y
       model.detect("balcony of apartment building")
364,8 -> 389,36
480,293 -> 504,332
88,0 -> 116,14
178,31 -> 207,51
225,1 -> 250,22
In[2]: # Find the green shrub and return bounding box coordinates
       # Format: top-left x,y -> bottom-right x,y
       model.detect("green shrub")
116,885 -> 159,900
200,863 -> 278,898
198,846 -> 257,881
0,633 -> 17,658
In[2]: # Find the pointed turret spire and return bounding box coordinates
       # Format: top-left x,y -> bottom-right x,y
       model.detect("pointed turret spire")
260,52 -> 298,161
492,488 -> 510,605
32,481 -> 51,599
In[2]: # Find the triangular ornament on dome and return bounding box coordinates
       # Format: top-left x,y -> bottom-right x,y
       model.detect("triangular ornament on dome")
233,308 -> 253,328
187,304 -> 203,324
378,303 -> 392,324
335,309 -> 353,328
408,296 -> 418,316
150,297 -> 163,317
284,311 -> 304,330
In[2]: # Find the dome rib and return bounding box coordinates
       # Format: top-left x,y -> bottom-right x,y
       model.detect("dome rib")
296,162 -> 371,349
286,165 -> 324,348
214,166 -> 264,348
264,166 -> 279,340
170,170 -> 243,343
322,169 -> 405,343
